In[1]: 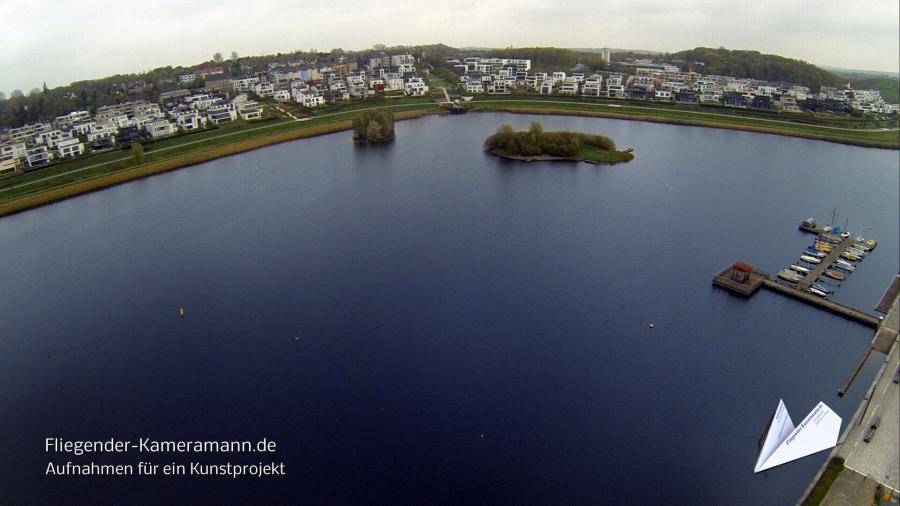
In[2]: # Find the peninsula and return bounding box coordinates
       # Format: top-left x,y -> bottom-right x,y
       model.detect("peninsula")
484,122 -> 634,164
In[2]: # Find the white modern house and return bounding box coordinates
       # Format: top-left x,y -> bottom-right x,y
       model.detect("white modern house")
56,138 -> 85,158
146,119 -> 177,138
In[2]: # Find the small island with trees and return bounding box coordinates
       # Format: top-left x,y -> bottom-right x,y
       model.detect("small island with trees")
352,110 -> 395,143
484,122 -> 634,165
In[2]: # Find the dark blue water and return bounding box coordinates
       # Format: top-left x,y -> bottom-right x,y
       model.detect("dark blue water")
1,113 -> 897,505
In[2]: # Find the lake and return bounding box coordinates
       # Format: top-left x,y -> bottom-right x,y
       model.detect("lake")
1,112 -> 897,504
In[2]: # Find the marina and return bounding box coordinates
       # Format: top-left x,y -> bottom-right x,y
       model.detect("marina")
712,217 -> 897,397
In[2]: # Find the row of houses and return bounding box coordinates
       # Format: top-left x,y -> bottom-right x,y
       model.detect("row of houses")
450,56 -> 897,114
0,91 -> 266,175
224,53 -> 430,107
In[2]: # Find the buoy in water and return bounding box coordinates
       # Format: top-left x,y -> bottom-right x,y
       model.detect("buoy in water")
649,323 -> 655,329
293,336 -> 300,342
179,307 -> 185,318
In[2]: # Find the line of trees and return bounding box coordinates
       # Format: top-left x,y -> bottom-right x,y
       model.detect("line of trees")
484,122 -> 616,158
352,110 -> 395,143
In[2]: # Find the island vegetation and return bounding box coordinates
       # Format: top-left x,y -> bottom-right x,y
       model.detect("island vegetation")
352,110 -> 395,143
484,122 -> 634,164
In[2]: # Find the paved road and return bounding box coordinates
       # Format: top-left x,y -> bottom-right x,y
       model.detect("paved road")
474,99 -> 900,132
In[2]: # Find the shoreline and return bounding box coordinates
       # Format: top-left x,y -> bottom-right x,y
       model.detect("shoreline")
0,102 -> 896,218
0,110 -> 434,218
487,149 -> 633,165
470,104 -> 899,150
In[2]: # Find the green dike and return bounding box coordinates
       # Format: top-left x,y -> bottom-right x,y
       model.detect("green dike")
468,97 -> 900,149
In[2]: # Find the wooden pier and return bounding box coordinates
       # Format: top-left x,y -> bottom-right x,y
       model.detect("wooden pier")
712,261 -> 880,327
761,279 -> 881,328
796,235 -> 852,291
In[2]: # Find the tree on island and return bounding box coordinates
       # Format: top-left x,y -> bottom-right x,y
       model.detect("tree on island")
352,110 -> 395,143
484,122 -> 631,164
213,52 -> 224,64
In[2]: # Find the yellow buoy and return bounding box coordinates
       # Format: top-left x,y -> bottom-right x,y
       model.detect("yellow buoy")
179,307 -> 185,318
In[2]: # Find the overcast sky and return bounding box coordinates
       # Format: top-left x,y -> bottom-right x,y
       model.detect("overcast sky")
1,0 -> 897,94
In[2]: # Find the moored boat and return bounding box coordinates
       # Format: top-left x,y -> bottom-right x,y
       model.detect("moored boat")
835,259 -> 855,270
804,247 -> 827,258
808,287 -> 828,297
841,252 -> 860,261
790,264 -> 811,274
800,255 -> 822,264
846,247 -> 867,257
778,269 -> 802,283
824,270 -> 845,281
811,283 -> 834,294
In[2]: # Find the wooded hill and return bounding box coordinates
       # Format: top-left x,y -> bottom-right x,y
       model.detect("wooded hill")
670,47 -> 844,90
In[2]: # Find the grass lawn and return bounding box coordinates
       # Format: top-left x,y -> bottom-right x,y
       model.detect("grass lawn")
801,457 -> 844,506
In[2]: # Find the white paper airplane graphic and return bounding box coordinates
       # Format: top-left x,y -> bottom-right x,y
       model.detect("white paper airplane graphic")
754,399 -> 842,473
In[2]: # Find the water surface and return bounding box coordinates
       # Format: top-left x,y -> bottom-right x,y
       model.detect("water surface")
1,113 -> 897,504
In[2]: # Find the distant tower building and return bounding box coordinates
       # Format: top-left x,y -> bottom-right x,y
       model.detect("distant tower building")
600,50 -> 611,63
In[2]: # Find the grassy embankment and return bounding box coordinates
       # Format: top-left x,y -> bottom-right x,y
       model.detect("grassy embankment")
0,102 -> 438,217
468,96 -> 900,149
800,457 -> 844,506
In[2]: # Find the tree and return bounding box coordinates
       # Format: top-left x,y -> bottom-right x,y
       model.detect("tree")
130,142 -> 144,163
529,121 -> 543,141
0,91 -> 5,101
213,52 -> 224,64
230,51 -> 239,61
365,121 -> 383,140
10,89 -> 23,98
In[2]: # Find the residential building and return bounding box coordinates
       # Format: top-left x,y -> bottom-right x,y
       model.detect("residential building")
24,146 -> 51,169
404,77 -> 429,96
55,111 -> 91,130
0,154 -> 18,177
293,91 -> 324,108
9,122 -> 52,143
1,142 -> 28,161
56,138 -> 85,158
207,106 -> 237,125
253,82 -> 275,98
175,112 -> 207,131
146,119 -> 177,138
231,76 -> 260,92
273,90 -> 291,102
